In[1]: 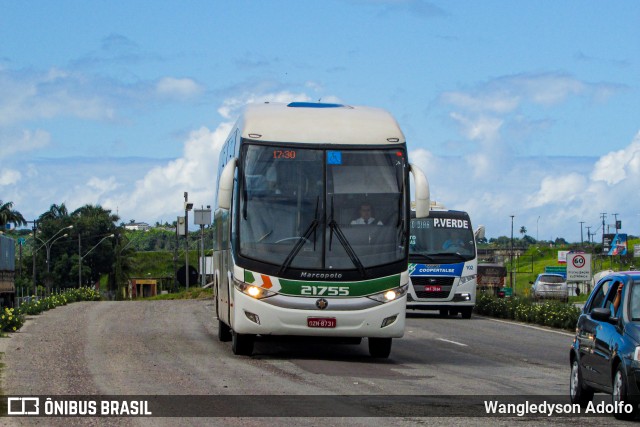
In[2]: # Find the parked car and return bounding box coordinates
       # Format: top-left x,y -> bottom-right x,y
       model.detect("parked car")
569,271 -> 640,420
530,273 -> 568,302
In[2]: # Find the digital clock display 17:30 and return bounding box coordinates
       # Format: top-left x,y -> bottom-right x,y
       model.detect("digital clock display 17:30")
273,150 -> 296,159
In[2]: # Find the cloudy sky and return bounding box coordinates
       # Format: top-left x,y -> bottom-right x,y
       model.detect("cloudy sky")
1,1 -> 638,242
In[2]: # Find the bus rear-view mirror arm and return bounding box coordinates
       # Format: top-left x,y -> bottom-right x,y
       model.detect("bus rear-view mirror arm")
409,163 -> 430,219
218,158 -> 237,210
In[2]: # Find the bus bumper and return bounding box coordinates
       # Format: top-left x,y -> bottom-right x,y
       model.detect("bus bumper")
231,292 -> 406,338
406,278 -> 476,309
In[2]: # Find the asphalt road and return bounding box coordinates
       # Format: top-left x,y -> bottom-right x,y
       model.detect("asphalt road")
0,300 -> 630,426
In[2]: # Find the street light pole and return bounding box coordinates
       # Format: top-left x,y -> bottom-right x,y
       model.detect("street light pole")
33,224 -> 73,296
184,192 -> 193,290
510,215 -> 515,295
25,220 -> 38,297
37,232 -> 69,294
78,234 -> 114,288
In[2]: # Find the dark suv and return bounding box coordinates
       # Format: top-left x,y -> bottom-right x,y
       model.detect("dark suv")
570,271 -> 640,420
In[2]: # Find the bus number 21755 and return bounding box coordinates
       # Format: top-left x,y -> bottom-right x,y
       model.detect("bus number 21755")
301,285 -> 349,296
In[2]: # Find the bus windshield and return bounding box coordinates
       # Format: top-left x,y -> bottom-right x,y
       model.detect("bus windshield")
238,144 -> 407,272
409,216 -> 475,262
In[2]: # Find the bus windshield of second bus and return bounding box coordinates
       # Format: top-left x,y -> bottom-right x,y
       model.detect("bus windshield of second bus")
239,144 -> 407,276
409,215 -> 476,263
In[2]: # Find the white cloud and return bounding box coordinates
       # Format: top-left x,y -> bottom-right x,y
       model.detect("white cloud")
0,67 -> 208,129
0,129 -> 51,158
512,74 -> 586,106
0,68 -> 116,126
590,132 -> 640,185
441,91 -> 520,114
0,169 -> 20,185
65,176 -> 121,209
217,91 -> 312,119
449,112 -> 503,142
156,77 -> 204,100
441,74 -> 582,146
526,173 -> 588,207
101,123 -> 232,222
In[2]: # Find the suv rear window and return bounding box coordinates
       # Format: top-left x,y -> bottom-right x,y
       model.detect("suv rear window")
539,275 -> 565,283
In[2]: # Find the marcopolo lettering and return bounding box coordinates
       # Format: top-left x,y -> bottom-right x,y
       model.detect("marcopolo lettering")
300,272 -> 343,279
434,218 -> 469,229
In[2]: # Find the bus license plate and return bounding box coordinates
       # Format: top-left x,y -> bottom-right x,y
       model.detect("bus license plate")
307,317 -> 336,328
424,285 -> 441,292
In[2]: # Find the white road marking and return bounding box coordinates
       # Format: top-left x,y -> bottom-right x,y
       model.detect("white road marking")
436,338 -> 468,347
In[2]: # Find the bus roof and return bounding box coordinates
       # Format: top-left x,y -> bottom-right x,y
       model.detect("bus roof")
237,102 -> 405,145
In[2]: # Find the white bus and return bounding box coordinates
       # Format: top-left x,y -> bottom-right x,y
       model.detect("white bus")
213,102 -> 430,357
407,206 -> 483,319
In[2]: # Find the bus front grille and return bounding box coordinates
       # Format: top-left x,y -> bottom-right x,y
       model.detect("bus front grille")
411,276 -> 455,299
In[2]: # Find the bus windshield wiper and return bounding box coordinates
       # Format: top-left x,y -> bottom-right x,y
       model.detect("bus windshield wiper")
278,197 -> 319,275
328,219 -> 367,279
327,197 -> 366,278
430,252 -> 470,261
409,253 -> 436,262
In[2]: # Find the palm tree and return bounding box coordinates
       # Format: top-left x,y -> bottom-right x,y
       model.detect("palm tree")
40,203 -> 69,221
112,232 -> 138,300
0,200 -> 27,228
520,226 -> 527,237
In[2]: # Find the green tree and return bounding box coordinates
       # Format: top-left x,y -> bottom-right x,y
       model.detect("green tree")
35,203 -> 74,293
111,233 -> 138,300
0,200 -> 27,228
70,205 -> 120,288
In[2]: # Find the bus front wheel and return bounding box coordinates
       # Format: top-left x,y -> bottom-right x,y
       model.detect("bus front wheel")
368,337 -> 392,358
232,331 -> 255,356
218,320 -> 232,342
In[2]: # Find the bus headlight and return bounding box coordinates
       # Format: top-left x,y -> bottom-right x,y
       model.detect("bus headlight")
367,284 -> 408,303
234,279 -> 277,299
459,274 -> 477,285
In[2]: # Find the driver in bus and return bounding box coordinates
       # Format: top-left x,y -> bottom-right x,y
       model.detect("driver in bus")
351,203 -> 383,225
442,230 -> 465,251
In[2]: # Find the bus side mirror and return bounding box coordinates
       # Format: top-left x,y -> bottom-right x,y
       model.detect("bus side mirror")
409,163 -> 430,218
218,158 -> 237,210
475,225 -> 486,241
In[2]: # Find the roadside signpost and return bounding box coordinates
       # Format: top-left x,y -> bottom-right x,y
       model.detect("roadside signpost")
567,253 -> 591,281
567,252 -> 592,296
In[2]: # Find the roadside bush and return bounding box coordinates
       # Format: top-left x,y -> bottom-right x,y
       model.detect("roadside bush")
8,287 -> 102,333
475,292 -> 580,330
0,307 -> 24,332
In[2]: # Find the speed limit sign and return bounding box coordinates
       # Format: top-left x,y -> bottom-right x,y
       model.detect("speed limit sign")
567,253 -> 591,281
572,255 -> 586,269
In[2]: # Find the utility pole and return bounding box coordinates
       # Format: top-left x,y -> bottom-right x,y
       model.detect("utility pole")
586,226 -> 592,244
600,213 -> 607,248
579,221 -> 584,247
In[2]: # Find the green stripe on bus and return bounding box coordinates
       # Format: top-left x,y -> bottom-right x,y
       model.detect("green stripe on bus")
278,275 -> 400,297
